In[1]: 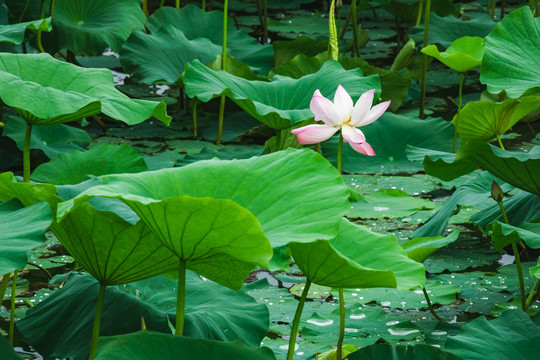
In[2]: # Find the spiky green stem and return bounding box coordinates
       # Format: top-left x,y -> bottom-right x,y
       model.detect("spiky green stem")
286,280 -> 311,360
175,260 -> 186,336
88,284 -> 106,360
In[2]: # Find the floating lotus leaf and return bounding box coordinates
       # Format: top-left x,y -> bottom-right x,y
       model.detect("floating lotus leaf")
347,343 -> 463,360
453,97 -> 540,143
421,36 -> 484,73
0,17 -> 51,44
480,7 -> 540,97
18,273 -> 272,359
0,53 -> 170,126
47,0 -> 146,55
289,219 -> 425,291
94,331 -> 276,360
184,60 -> 380,129
0,201 -> 52,275
31,143 -> 148,185
445,310 -> 540,360
58,149 -> 350,248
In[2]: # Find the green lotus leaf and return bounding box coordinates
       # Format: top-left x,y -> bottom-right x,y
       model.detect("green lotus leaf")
421,36 -> 484,73
0,53 -> 170,126
0,201 -> 52,275
401,232 -> 460,263
122,5 -> 272,79
289,219 -> 425,291
348,189 -> 436,219
94,331 -> 276,360
47,0 -> 145,55
445,310 -> 540,360
480,7 -> 540,97
273,36 -> 328,67
4,0 -> 50,23
454,97 -> 540,143
58,149 -> 350,248
3,116 -> 91,158
0,172 -> 60,207
380,0 -> 458,24
184,59 -> 380,129
206,55 -> 268,81
31,143 -> 148,185
411,13 -> 496,48
120,24 -> 222,84
407,146 -> 476,182
347,343 -> 463,360
18,273 -> 271,359
0,335 -> 23,360
52,202 -> 178,285
0,17 -> 51,44
488,221 -> 540,252
530,257 -> 540,279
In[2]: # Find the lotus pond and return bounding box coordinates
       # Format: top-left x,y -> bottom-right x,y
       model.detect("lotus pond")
1,0 -> 540,359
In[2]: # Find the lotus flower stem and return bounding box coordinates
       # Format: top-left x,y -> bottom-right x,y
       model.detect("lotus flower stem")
23,123 -> 32,183
202,0 -> 206,11
419,0 -> 431,119
176,0 -> 180,9
415,0 -> 424,26
175,260 -> 187,336
216,0 -> 229,145
351,0 -> 360,57
263,0 -> 268,44
452,72 -> 466,153
49,0 -> 56,17
339,4 -> 352,41
490,0 -> 497,18
336,288 -> 345,360
35,0 -> 46,53
422,287 -> 445,321
495,199 -> 526,310
160,0 -> 165,8
286,280 -> 312,360
8,270 -> 18,346
88,284 -> 106,360
193,100 -> 198,138
525,279 -> 540,311
0,274 -> 9,305
337,133 -> 343,174
143,0 -> 149,16
496,134 -> 505,150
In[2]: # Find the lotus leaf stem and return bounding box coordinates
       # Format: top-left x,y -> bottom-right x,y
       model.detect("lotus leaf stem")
263,0 -> 268,44
525,279 -> 540,311
143,0 -> 149,16
0,274 -> 9,304
339,4 -> 352,41
18,0 -> 30,23
337,133 -> 343,174
193,100 -> 198,138
202,0 -> 206,11
351,0 -> 360,57
216,0 -> 229,145
496,199 -> 526,310
88,284 -> 106,360
9,270 -> 19,346
23,123 -> 32,183
415,0 -> 424,26
286,280 -> 312,360
453,72 -> 466,153
422,287 -> 445,321
49,0 -> 56,17
419,0 -> 431,119
496,134 -> 505,150
176,0 -> 180,9
160,0 -> 165,8
336,288 -> 345,360
175,260 -> 187,336
0,121 -> 4,128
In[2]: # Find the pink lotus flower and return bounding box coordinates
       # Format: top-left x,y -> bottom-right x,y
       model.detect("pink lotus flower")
291,85 -> 390,155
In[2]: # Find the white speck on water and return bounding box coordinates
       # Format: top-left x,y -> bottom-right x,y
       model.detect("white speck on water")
387,328 -> 420,336
350,313 -> 366,320
374,207 -> 390,211
345,328 -> 359,333
385,320 -> 400,326
307,319 -> 334,326
381,301 -> 391,307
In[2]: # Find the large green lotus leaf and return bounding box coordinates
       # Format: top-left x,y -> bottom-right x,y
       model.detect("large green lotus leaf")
411,13 -> 496,48
52,202 -> 178,285
347,343 -> 463,360
488,221 -> 540,252
0,17 -> 51,45
47,0 -> 145,55
445,310 -> 540,360
272,36 -> 328,67
4,116 -> 91,158
31,143 -> 148,185
143,5 -> 273,74
0,172 -> 60,207
0,334 -> 23,360
0,53 -> 170,126
454,97 -> 540,143
348,189 -> 436,219
0,201 -> 51,275
323,115 -> 455,174
58,149 -> 350,248
289,219 -> 425,291
94,331 -> 276,360
120,25 -> 221,84
406,146 -> 477,182
184,60 -> 380,129
380,0 -> 457,24
300,307 -> 423,348
401,232 -> 460,263
480,7 -> 540,97
471,189 -> 540,227
421,36 -> 484,73
18,272 -> 270,359
120,196 -> 272,290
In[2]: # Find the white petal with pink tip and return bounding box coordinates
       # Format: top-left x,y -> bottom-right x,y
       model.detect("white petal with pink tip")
291,124 -> 339,144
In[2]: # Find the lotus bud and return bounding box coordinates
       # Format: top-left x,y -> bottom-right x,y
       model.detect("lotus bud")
491,180 -> 504,202
336,0 -> 343,8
